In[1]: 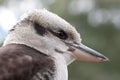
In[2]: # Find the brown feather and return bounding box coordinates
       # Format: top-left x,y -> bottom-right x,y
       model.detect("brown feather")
0,44 -> 55,80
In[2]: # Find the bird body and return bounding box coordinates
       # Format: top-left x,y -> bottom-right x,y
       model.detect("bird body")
0,44 -> 55,80
0,9 -> 109,80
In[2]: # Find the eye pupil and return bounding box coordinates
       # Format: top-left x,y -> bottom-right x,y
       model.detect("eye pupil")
57,30 -> 67,39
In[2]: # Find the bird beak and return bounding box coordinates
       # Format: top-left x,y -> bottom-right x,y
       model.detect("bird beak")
65,41 -> 109,62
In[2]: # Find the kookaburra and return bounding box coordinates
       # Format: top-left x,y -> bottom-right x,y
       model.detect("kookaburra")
0,9 -> 109,80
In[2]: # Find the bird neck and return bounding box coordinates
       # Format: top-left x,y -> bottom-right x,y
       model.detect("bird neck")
32,53 -> 68,80
52,53 -> 68,80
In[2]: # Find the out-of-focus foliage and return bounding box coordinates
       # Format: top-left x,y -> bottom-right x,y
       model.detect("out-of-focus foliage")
0,0 -> 120,80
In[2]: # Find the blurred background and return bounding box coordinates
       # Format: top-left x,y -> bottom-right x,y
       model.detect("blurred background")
0,0 -> 120,80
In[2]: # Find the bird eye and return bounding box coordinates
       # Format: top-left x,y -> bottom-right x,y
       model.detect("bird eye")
49,29 -> 68,40
56,30 -> 68,40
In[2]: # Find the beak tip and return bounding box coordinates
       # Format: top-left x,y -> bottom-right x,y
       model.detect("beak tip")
104,58 -> 110,62
98,57 -> 110,62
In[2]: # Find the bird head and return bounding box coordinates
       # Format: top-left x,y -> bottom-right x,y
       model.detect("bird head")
3,9 -> 109,65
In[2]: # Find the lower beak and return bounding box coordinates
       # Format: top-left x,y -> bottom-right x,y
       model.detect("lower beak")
66,42 -> 109,62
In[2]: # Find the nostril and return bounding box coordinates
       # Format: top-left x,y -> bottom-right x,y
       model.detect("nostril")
68,46 -> 75,52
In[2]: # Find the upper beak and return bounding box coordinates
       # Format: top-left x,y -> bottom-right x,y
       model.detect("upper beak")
66,42 -> 109,62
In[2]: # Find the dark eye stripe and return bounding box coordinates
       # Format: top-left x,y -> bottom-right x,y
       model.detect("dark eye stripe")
34,22 -> 46,36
